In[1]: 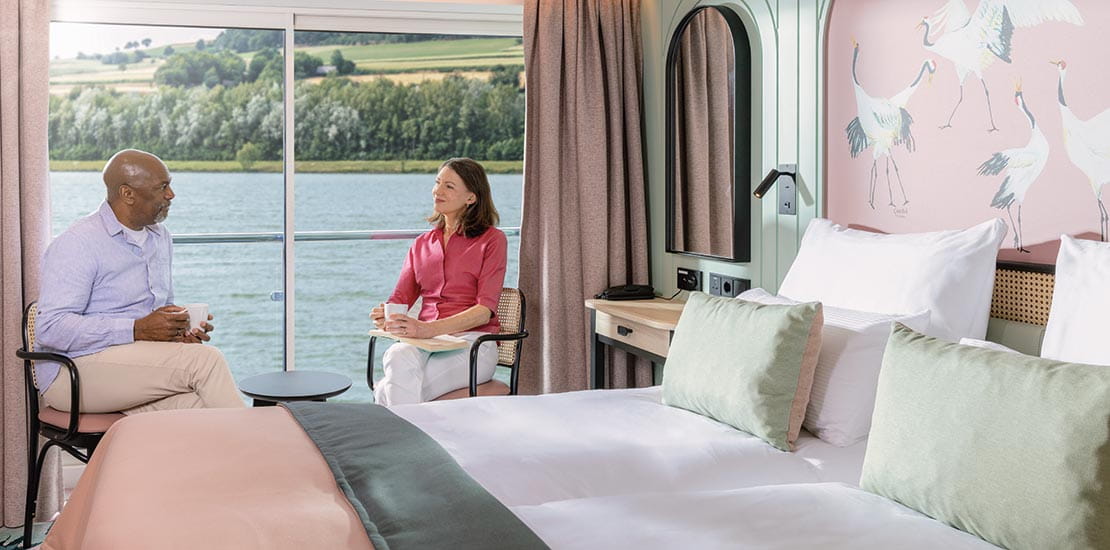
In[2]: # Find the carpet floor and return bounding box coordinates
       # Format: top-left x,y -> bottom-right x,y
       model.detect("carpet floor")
0,523 -> 51,549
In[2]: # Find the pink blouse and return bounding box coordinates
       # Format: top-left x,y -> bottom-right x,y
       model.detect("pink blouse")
387,226 -> 507,334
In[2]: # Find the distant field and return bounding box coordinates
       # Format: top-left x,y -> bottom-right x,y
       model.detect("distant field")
51,159 -> 524,174
299,37 -> 521,63
49,37 -> 523,92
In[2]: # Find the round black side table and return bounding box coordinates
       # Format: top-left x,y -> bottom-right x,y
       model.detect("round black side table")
238,370 -> 353,407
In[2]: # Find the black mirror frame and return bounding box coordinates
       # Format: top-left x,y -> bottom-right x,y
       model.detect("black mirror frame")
665,5 -> 752,263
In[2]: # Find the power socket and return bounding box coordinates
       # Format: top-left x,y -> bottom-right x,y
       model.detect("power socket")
708,273 -> 751,298
676,267 -> 701,291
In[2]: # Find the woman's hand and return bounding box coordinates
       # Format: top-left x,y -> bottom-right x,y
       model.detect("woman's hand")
386,314 -> 433,339
370,303 -> 387,329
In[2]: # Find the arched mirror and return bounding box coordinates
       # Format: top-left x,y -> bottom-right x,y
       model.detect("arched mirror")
666,5 -> 751,262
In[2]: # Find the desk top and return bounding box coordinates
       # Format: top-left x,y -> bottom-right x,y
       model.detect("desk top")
585,298 -> 685,331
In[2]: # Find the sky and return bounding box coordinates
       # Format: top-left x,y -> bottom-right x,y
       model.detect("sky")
50,22 -> 224,60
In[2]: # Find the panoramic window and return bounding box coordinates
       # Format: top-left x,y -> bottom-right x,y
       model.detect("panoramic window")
289,31 -> 524,401
48,22 -> 524,403
48,22 -> 287,391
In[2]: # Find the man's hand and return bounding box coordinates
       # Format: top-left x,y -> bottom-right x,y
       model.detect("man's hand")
134,305 -> 190,342
183,313 -> 214,344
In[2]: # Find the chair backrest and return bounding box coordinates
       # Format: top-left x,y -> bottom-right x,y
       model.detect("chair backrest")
495,287 -> 525,367
24,302 -> 40,390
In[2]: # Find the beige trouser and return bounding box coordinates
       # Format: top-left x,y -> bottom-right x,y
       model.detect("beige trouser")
42,341 -> 246,415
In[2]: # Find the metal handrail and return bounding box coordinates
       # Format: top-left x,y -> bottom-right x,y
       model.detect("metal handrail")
172,227 -> 521,244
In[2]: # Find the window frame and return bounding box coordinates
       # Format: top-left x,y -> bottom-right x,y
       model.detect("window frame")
49,0 -> 524,371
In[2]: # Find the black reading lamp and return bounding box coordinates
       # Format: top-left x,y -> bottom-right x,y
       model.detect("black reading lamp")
752,167 -> 797,199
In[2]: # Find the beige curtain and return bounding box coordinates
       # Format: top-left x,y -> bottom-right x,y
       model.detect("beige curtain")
1,0 -> 60,529
519,0 -> 650,394
673,9 -> 734,257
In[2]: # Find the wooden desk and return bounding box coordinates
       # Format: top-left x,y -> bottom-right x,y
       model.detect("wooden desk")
585,298 -> 684,389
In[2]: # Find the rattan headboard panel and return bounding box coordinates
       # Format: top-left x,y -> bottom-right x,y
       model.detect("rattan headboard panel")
990,263 -> 1055,326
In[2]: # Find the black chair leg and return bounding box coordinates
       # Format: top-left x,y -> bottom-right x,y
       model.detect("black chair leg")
23,441 -> 54,550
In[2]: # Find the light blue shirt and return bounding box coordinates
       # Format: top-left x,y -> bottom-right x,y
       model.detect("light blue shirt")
35,201 -> 174,391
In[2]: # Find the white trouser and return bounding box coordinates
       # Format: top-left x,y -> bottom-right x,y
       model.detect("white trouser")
374,331 -> 498,405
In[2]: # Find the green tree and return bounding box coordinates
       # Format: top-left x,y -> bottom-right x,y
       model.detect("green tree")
155,50 -> 246,87
293,51 -> 323,79
330,49 -> 356,75
195,39 -> 206,51
142,38 -> 152,48
163,45 -> 175,57
488,65 -> 521,89
236,142 -> 262,170
248,48 -> 282,82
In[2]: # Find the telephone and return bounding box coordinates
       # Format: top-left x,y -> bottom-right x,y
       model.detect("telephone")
595,284 -> 656,301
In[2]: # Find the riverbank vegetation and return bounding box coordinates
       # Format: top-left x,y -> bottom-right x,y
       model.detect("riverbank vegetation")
49,31 -> 525,167
49,159 -> 524,173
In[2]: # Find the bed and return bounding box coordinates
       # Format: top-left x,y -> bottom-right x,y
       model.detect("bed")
43,387 -> 872,549
40,240 -> 1091,550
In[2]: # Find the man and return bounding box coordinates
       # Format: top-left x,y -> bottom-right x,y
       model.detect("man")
35,149 -> 244,414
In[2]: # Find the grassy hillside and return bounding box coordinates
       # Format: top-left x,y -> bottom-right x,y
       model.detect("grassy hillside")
49,37 -> 523,92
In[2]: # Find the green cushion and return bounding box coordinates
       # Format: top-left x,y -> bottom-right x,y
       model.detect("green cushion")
862,324 -> 1110,550
661,292 -> 822,451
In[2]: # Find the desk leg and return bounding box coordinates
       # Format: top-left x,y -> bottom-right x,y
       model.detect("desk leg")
590,311 -> 605,390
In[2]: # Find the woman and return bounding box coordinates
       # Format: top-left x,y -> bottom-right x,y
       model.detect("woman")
371,158 -> 507,405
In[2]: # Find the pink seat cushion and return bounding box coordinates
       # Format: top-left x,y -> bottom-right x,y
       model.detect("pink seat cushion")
39,407 -> 125,434
433,380 -> 511,401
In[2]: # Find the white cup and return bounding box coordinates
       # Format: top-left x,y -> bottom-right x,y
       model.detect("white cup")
384,302 -> 408,321
182,303 -> 209,332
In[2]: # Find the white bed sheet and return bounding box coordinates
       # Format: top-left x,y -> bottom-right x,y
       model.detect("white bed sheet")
513,483 -> 999,550
392,386 -> 867,506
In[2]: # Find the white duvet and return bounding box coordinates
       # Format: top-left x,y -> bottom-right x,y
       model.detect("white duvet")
514,483 -> 1000,549
392,387 -> 867,506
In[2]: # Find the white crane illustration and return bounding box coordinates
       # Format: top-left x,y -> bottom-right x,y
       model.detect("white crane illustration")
1053,60 -> 1110,241
919,0 -> 1083,132
846,41 -> 936,209
977,82 -> 1047,253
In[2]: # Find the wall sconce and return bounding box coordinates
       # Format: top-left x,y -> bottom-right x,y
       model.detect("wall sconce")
753,164 -> 797,215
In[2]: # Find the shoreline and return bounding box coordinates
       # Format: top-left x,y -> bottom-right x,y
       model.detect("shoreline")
50,159 -> 524,174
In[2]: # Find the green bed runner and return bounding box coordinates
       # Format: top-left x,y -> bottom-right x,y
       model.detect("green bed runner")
282,402 -> 548,550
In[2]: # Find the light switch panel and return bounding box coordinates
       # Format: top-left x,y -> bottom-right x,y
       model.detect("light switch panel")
778,163 -> 797,216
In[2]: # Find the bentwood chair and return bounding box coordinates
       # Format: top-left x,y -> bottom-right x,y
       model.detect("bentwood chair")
17,302 -> 124,549
368,288 -> 529,400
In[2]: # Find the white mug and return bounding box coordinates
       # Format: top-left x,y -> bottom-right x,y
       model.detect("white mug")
384,302 -> 408,320
182,303 -> 209,332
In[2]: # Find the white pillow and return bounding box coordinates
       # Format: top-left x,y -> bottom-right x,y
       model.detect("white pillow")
1041,235 -> 1110,365
778,218 -> 1006,342
958,337 -> 1019,354
738,289 -> 929,447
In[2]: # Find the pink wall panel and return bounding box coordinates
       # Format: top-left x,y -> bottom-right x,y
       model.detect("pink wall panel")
825,0 -> 1108,263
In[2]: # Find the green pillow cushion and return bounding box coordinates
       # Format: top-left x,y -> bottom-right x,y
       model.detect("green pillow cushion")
662,292 -> 823,451
862,324 -> 1110,550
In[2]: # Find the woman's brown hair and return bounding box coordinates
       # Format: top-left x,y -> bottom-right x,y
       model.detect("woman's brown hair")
427,157 -> 500,238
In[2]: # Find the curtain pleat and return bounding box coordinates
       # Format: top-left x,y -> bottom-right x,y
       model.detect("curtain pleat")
0,0 -> 60,528
519,0 -> 650,394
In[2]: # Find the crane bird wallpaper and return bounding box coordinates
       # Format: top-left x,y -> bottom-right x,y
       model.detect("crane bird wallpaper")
827,0 -> 1109,263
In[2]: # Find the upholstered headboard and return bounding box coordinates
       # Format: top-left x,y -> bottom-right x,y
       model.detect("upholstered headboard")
986,262 -> 1055,356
